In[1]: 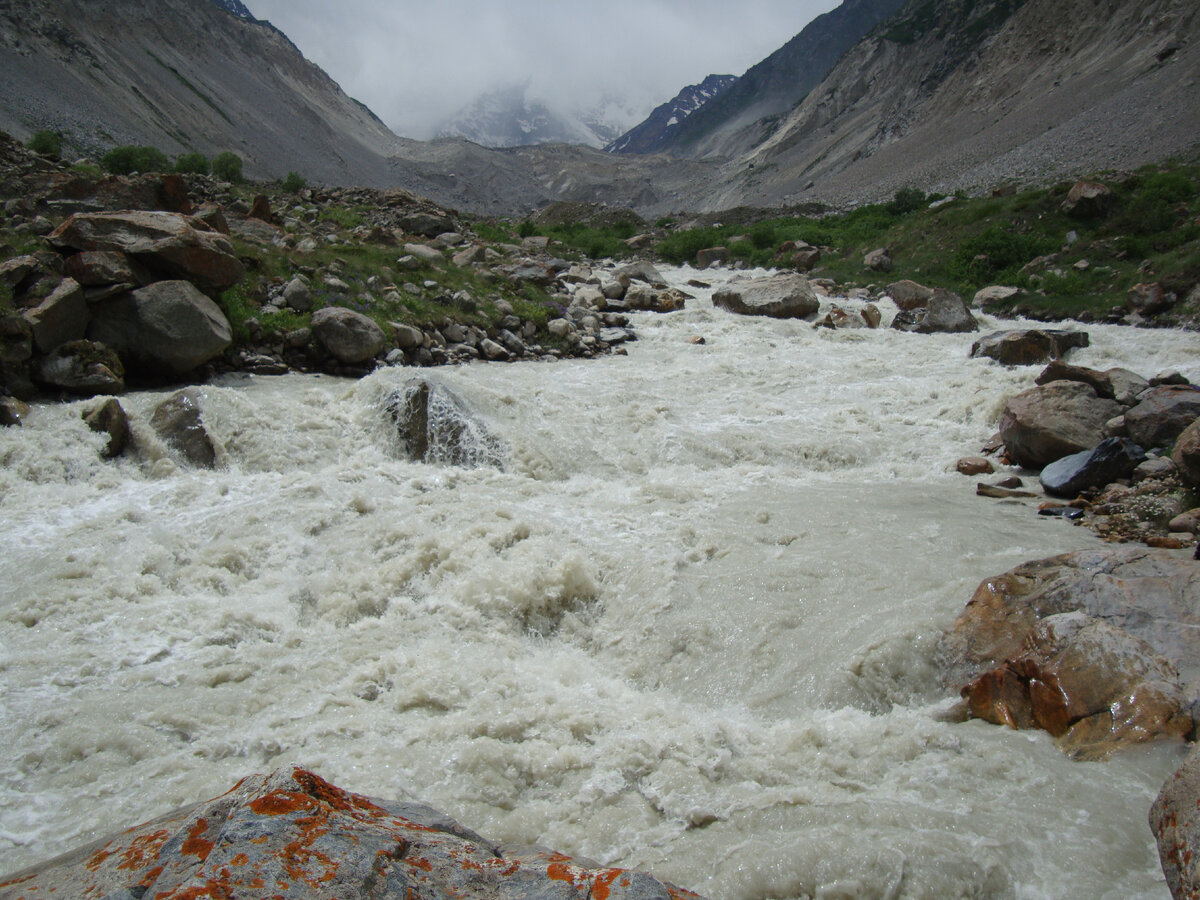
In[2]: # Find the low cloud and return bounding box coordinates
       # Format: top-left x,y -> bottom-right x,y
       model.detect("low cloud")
243,0 -> 838,138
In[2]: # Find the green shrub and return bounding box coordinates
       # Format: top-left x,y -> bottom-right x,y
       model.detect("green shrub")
27,130 -> 63,158
748,221 -> 778,250
886,187 -> 927,216
281,171 -> 306,193
949,225 -> 1056,285
101,145 -> 171,175
173,151 -> 210,175
517,221 -> 538,238
212,151 -> 244,182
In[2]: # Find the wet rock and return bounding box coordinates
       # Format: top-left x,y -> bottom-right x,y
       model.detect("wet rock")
48,210 -> 244,291
1038,437 -> 1146,497
1035,361 -> 1147,404
998,381 -> 1124,469
310,307 -> 386,365
1125,385 -> 1200,449
151,387 -> 216,467
861,303 -> 881,328
88,280 -> 232,375
971,329 -> 1089,366
0,766 -> 704,900
1151,745 -> 1200,900
977,483 -> 1038,498
83,396 -> 131,458
614,260 -> 666,286
957,457 -> 994,475
712,273 -> 820,319
0,396 -> 30,426
35,339 -> 125,396
23,277 -> 87,352
884,279 -> 933,311
944,546 -> 1200,758
890,289 -> 977,334
386,378 -> 504,468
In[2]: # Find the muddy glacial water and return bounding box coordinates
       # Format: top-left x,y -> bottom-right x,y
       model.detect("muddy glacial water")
3,266 -> 1199,898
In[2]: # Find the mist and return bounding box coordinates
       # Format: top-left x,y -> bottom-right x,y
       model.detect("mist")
242,0 -> 839,139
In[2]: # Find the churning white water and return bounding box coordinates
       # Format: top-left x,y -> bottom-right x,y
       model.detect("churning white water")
3,266 -> 1199,898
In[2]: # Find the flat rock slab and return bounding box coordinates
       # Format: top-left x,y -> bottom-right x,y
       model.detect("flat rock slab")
0,767 -> 704,900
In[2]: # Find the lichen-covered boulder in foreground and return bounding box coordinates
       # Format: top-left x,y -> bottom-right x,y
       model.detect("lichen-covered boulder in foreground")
1151,745 -> 1200,900
943,546 -> 1200,759
0,766 -> 705,900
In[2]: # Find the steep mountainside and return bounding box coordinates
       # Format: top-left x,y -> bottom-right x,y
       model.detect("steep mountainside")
207,0 -> 252,18
700,0 -> 1200,209
629,0 -> 908,159
0,0 -> 400,186
605,75 -> 737,155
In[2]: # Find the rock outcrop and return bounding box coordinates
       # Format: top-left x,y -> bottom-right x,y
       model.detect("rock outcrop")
943,546 -> 1199,759
0,766 -> 704,899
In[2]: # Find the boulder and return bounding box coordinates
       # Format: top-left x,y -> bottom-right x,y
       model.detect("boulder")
399,211 -> 455,237
385,379 -> 504,468
1035,360 -> 1147,404
0,396 -> 30,426
998,381 -> 1124,469
1129,282 -> 1171,316
789,247 -> 821,271
247,193 -> 273,223
88,281 -> 232,375
310,307 -> 387,365
1151,745 -> 1200,900
83,396 -> 131,458
863,247 -> 893,272
971,330 -> 1089,366
956,457 -> 994,476
35,340 -> 124,396
890,288 -> 977,333
281,276 -> 313,312
0,253 -> 39,289
151,387 -> 217,468
972,285 -> 1023,307
625,285 -> 686,313
712,273 -> 820,319
943,546 -> 1200,759
885,279 -> 933,311
1124,385 -> 1200,449
63,250 -> 140,286
403,242 -> 445,264
816,306 -> 869,329
48,210 -> 244,291
1060,180 -> 1113,219
1171,418 -> 1200,487
392,322 -> 425,350
0,766 -> 704,900
614,260 -> 667,286
1038,437 -> 1147,497
695,247 -> 729,269
22,277 -> 88,352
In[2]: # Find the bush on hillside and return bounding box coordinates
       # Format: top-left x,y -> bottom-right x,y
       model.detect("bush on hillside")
101,145 -> 170,175
281,171 -> 306,193
212,151 -> 243,182
27,130 -> 63,158
173,151 -> 210,175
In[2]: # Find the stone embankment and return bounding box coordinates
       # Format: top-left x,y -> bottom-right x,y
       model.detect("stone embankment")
0,766 -> 704,900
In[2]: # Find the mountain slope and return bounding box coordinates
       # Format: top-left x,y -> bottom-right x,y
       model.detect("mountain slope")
605,75 -> 737,155
698,0 -> 1200,210
631,0 -> 908,159
0,0 -> 400,186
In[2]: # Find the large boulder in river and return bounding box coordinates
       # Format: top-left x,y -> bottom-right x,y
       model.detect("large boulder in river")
998,381 -> 1124,469
151,387 -> 217,467
1152,745 -> 1200,900
712,273 -> 820,319
890,289 -> 978,333
386,378 -> 504,468
884,279 -> 933,311
88,280 -> 232,375
1124,385 -> 1200,450
970,329 -> 1089,366
1035,360 -> 1147,404
0,765 -> 705,900
943,546 -> 1199,759
48,210 -> 244,291
310,306 -> 387,364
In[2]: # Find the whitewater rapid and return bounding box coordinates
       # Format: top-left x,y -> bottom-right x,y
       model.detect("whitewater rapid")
3,266 -> 1199,898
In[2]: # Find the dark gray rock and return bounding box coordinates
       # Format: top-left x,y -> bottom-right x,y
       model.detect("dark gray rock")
386,379 -> 504,468
88,281 -> 232,375
1124,385 -> 1200,449
35,340 -> 125,396
23,277 -> 88,352
891,289 -> 978,333
1038,437 -> 1147,497
310,306 -> 386,364
151,388 -> 217,467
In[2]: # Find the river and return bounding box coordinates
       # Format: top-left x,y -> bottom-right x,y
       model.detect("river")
2,266 -> 1198,898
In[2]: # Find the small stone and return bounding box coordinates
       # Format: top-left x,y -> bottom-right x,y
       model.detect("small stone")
957,456 -> 994,476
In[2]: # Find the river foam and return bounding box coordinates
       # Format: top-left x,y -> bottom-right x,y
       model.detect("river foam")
2,266 -> 1198,897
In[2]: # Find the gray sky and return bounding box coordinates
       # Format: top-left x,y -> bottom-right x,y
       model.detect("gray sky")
242,1 -> 840,139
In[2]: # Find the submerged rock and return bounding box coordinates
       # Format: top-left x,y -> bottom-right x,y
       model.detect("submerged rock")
0,766 -> 705,899
83,397 -> 131,458
151,387 -> 217,468
386,378 -> 504,468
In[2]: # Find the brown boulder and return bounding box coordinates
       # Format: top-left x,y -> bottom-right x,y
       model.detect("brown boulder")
1060,180 -> 1113,219
1172,418 -> 1200,487
971,329 -> 1089,366
1125,385 -> 1200,449
35,340 -> 124,395
885,279 -> 934,311
998,381 -> 1123,468
1035,360 -> 1147,404
151,387 -> 217,467
695,247 -> 729,269
890,289 -> 978,334
22,277 -> 88,352
83,397 -> 131,458
49,210 -> 244,292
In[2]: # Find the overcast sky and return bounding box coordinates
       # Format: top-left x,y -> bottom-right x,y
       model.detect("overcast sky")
241,0 -> 840,139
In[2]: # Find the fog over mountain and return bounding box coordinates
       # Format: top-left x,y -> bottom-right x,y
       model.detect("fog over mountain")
240,0 -> 839,139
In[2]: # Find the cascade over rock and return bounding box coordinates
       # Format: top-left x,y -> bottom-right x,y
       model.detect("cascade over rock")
386,378 -> 504,468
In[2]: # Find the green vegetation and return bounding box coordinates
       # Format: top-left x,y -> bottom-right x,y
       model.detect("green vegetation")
212,151 -> 244,183
101,145 -> 171,175
27,130 -> 63,158
517,220 -> 637,261
319,205 -> 365,230
173,151 -> 210,175
281,171 -> 306,193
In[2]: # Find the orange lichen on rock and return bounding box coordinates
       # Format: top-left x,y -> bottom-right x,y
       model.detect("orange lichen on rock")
181,818 -> 214,860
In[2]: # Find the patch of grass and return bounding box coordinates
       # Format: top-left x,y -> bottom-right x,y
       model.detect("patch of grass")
523,221 -> 636,261
320,206 -> 365,230
473,220 -> 516,243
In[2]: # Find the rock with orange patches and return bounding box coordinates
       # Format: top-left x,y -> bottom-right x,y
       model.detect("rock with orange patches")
0,767 -> 706,899
1151,744 -> 1200,900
